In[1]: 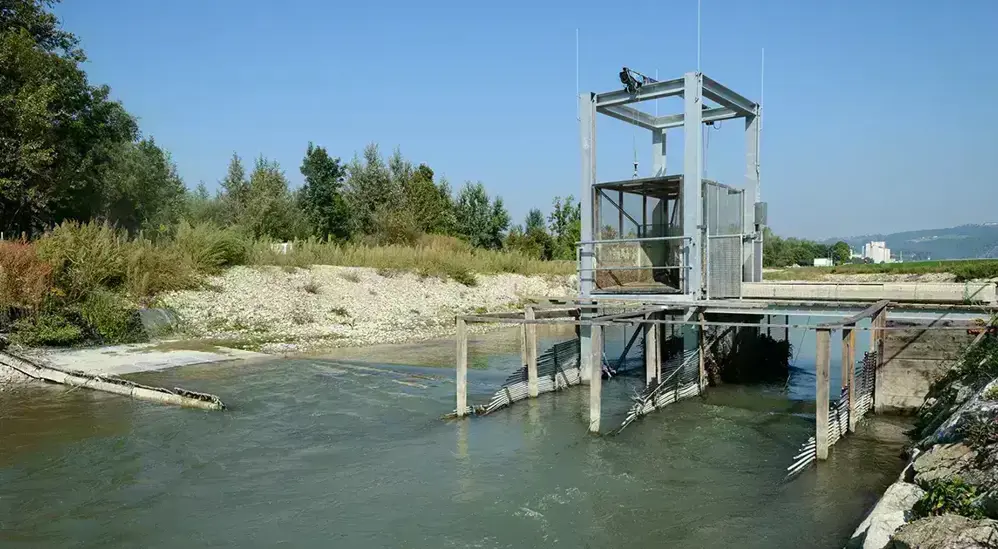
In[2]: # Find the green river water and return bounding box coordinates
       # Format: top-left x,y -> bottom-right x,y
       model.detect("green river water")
1,327 -> 909,548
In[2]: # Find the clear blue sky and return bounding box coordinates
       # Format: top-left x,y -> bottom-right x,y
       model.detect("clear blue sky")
56,0 -> 997,239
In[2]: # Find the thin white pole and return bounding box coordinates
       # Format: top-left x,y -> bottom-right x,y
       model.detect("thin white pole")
758,47 -> 764,201
697,0 -> 702,72
576,28 -> 580,122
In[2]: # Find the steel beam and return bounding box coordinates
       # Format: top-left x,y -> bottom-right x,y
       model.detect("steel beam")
702,75 -> 758,116
744,114 -> 760,282
656,107 -> 739,129
597,105 -> 659,131
580,93 -> 596,297
682,72 -> 703,299
652,129 -> 666,176
595,77 -> 685,108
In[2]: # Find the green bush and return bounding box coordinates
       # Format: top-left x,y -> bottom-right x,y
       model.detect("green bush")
123,239 -> 198,298
79,290 -> 145,344
441,263 -> 477,286
35,221 -> 126,300
913,477 -> 985,519
10,314 -> 84,347
174,221 -> 250,274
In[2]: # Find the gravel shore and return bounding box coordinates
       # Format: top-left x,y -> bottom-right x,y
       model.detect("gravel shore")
161,265 -> 576,354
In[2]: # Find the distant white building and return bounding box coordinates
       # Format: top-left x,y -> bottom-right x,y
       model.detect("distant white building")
813,258 -> 833,267
862,241 -> 892,264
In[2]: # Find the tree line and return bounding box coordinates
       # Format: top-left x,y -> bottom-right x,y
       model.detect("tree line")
763,228 -> 851,267
0,0 -> 579,260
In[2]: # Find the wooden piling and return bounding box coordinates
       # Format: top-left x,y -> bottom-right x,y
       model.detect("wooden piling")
589,322 -> 603,433
525,306 -> 538,398
816,328 -> 831,460
698,311 -> 707,390
843,326 -> 857,431
456,317 -> 468,417
644,312 -> 657,386
872,311 -> 885,413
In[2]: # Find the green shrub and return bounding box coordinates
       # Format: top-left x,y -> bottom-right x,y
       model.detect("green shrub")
35,221 -> 126,299
10,314 -> 84,347
913,477 -> 985,519
79,290 -> 145,344
174,221 -> 250,274
123,239 -> 198,298
442,263 -> 477,286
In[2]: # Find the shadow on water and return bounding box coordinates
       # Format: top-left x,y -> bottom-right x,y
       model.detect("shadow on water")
0,324 -> 908,549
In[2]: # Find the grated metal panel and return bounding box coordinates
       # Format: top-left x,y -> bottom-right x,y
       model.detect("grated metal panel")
703,182 -> 744,298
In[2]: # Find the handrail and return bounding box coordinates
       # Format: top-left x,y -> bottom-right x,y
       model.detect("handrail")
577,235 -> 690,245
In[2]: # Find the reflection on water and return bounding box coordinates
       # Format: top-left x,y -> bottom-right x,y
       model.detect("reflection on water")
0,326 -> 908,549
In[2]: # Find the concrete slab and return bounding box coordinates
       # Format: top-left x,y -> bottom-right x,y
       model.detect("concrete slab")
743,281 -> 997,304
21,342 -> 268,376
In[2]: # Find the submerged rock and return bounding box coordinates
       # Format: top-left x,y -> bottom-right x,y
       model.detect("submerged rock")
887,514 -> 998,548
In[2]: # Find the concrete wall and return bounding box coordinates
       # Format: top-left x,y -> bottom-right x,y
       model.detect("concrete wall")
879,320 -> 977,413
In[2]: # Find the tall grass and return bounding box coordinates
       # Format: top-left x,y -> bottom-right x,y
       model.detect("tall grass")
251,234 -> 574,281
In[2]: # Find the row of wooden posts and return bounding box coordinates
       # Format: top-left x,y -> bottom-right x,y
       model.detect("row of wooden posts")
455,300 -> 890,448
814,300 -> 889,459
453,305 -> 702,434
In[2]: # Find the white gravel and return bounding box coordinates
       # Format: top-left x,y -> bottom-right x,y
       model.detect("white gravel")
161,266 -> 576,354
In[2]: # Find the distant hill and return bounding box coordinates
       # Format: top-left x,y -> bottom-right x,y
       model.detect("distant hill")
822,223 -> 998,261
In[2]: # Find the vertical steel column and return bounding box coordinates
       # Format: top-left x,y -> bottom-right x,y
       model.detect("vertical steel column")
579,94 -> 596,382
683,73 -> 704,299
744,114 -> 760,283
652,129 -> 667,176
456,317 -> 468,417
525,306 -> 538,398
816,328 -> 831,459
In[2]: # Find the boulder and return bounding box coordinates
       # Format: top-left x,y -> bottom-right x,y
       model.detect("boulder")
847,482 -> 926,549
888,515 -> 998,548
912,443 -> 978,485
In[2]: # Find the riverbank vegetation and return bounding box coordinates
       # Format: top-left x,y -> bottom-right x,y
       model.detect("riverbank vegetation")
0,1 -> 575,348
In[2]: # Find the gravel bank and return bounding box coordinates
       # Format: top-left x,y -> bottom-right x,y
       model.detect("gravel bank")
161,265 -> 576,354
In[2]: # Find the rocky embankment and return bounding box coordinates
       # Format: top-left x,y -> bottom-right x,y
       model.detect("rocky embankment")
160,265 -> 576,354
847,342 -> 998,548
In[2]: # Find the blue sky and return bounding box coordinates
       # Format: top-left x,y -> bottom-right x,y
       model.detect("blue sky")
56,0 -> 997,239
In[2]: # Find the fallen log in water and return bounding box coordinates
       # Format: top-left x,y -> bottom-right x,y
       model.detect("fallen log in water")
0,351 -> 225,410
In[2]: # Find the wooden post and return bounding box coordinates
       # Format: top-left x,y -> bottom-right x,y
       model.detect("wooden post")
644,312 -> 657,386
456,317 -> 468,417
843,326 -> 857,432
872,311 -> 885,413
655,322 -> 663,381
589,322 -> 603,433
525,306 -> 538,398
698,311 -> 707,390
816,328 -> 831,460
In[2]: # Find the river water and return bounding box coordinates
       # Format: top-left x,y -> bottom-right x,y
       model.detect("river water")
1,326 -> 909,549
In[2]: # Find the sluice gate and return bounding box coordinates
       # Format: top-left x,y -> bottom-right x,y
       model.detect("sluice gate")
450,63 -> 998,476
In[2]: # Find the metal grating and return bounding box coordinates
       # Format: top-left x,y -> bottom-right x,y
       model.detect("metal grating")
703,182 -> 744,298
